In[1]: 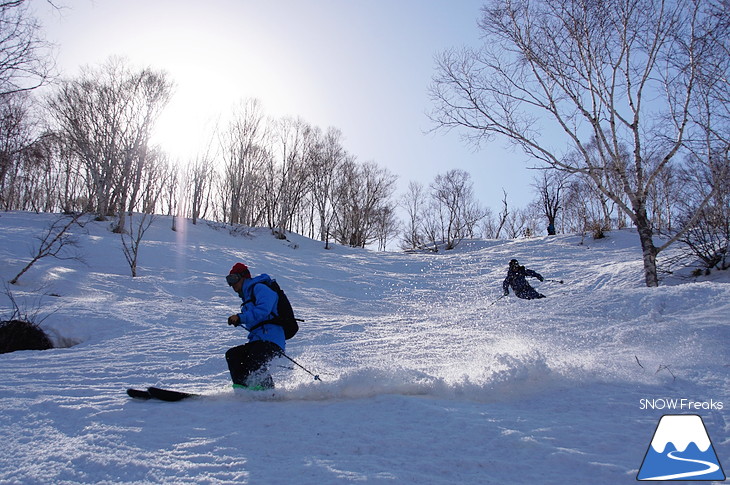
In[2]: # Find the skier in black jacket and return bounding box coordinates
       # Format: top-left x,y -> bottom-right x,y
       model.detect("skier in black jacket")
502,259 -> 546,300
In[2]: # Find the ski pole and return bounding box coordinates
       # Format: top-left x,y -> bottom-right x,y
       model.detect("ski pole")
278,351 -> 321,381
545,279 -> 564,284
488,294 -> 505,307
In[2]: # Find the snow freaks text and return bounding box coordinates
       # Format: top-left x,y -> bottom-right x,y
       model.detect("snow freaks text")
639,398 -> 724,411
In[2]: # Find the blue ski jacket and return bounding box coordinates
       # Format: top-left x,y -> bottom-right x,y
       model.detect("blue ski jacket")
236,274 -> 285,351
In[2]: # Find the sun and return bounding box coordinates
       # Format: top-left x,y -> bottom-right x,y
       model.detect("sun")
149,55 -> 298,164
150,69 -> 229,163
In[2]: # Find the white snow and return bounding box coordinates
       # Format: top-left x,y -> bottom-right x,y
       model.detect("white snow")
0,211 -> 727,484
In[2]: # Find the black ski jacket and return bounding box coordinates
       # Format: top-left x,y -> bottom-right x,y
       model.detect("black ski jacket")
502,267 -> 545,300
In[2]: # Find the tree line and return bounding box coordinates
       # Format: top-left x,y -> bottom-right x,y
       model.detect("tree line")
1,0 -> 728,286
1,53 -> 404,249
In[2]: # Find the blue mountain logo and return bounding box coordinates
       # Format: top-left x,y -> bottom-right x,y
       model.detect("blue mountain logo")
637,414 -> 725,481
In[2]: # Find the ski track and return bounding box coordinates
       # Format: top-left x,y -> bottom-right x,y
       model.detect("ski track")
0,212 -> 728,484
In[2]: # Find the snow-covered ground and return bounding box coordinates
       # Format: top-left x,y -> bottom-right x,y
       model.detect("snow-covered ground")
0,211 -> 727,484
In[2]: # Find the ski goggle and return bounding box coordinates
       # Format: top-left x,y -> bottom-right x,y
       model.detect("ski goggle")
226,273 -> 243,286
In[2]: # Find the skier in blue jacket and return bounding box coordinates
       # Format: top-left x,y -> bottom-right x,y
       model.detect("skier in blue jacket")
225,262 -> 285,389
502,259 -> 546,300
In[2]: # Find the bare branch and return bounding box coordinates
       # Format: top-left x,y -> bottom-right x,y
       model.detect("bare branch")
10,212 -> 86,285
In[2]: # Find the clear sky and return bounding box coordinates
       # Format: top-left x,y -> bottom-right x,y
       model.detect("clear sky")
34,0 -> 535,212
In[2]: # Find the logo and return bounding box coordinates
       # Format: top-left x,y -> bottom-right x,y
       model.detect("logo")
637,414 -> 725,481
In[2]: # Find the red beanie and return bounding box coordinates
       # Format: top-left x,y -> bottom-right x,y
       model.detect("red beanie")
229,263 -> 251,278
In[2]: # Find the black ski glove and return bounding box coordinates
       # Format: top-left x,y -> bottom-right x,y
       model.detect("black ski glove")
228,314 -> 241,326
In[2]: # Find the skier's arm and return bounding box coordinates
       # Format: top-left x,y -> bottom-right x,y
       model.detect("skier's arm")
524,269 -> 544,281
240,283 -> 278,330
502,277 -> 510,295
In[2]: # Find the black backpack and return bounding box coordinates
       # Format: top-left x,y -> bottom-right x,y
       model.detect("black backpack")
248,280 -> 299,340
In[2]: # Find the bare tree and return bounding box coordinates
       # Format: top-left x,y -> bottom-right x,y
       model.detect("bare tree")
47,57 -> 173,227
0,0 -> 54,96
429,169 -> 486,249
185,150 -> 216,225
10,212 -> 86,285
309,126 -> 346,248
120,212 -> 154,277
269,116 -> 313,237
430,0 -> 730,286
421,194 -> 444,251
332,160 -> 397,248
161,159 -> 180,230
399,181 -> 428,250
0,91 -> 34,208
476,207 -> 498,239
373,204 -> 400,251
494,190 -> 510,239
220,98 -> 270,226
534,171 -> 567,235
561,174 -> 619,239
503,207 -> 527,239
677,153 -> 730,271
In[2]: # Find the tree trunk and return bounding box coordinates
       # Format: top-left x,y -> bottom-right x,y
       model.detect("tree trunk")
547,217 -> 556,235
636,214 -> 659,287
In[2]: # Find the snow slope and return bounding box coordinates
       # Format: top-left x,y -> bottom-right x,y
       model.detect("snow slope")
0,211 -> 727,484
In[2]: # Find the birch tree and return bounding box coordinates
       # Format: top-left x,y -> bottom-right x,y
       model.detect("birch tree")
310,127 -> 347,248
400,181 -> 428,250
47,57 -> 173,226
430,169 -> 486,249
332,160 -> 397,248
430,0 -> 730,286
220,98 -> 269,226
269,116 -> 312,237
0,0 -> 53,96
534,171 -> 567,235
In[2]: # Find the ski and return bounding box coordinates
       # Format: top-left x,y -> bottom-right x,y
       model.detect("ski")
126,386 -> 278,402
126,387 -> 199,402
127,388 -> 152,400
148,387 -> 199,401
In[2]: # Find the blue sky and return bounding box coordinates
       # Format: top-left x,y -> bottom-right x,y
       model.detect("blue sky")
36,0 -> 535,212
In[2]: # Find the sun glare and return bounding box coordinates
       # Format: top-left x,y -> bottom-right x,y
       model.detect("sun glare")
149,47 -> 311,164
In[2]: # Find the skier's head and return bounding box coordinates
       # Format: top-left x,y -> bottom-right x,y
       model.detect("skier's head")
226,263 -> 251,287
509,259 -> 519,270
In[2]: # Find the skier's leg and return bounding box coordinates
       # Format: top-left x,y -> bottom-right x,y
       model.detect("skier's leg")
225,344 -> 250,386
242,341 -> 280,389
521,286 -> 545,300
